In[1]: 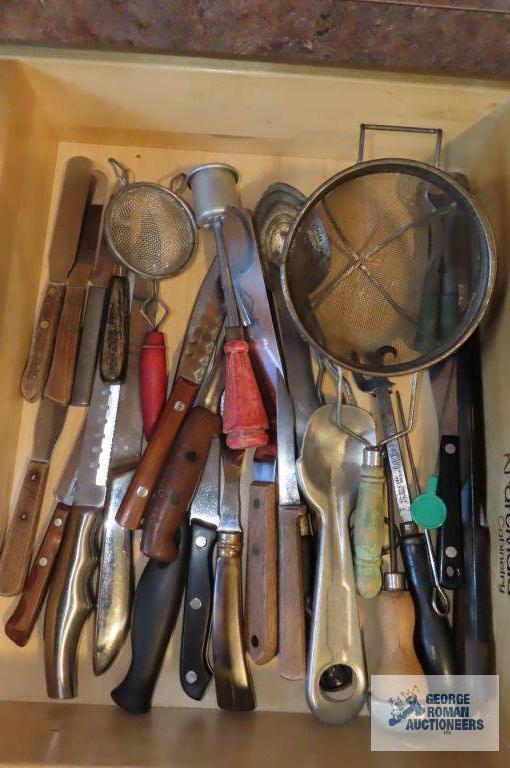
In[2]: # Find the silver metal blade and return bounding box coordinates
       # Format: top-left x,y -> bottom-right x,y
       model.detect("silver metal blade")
176,258 -> 224,386
54,425 -> 86,505
73,369 -> 120,509
32,399 -> 68,463
253,457 -> 276,483
430,358 -> 458,436
48,156 -> 94,283
189,436 -> 221,528
218,445 -> 244,534
70,202 -> 103,271
376,389 -> 412,522
277,371 -> 301,506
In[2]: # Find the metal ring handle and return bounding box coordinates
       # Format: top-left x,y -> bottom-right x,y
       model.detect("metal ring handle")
357,124 -> 443,168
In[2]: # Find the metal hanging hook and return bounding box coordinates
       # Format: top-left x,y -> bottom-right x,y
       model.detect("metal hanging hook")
140,282 -> 170,331
108,157 -> 131,186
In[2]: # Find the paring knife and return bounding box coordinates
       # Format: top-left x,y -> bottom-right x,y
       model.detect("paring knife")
44,367 -> 120,699
4,429 -> 83,646
71,230 -> 115,406
21,156 -> 94,403
45,175 -> 106,406
430,357 -> 464,589
94,276 -> 153,676
180,436 -> 220,700
213,445 -> 255,711
0,399 -> 67,596
116,258 -> 223,531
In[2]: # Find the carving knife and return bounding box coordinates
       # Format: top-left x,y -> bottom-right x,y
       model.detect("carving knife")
45,174 -> 107,406
180,435 -> 220,700
44,367 -> 120,699
116,258 -> 223,531
93,276 -> 153,675
21,156 -> 94,402
0,399 -> 67,596
4,429 -> 84,646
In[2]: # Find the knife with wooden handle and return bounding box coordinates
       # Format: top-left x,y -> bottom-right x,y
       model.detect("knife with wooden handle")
0,399 -> 67,596
212,445 -> 255,711
116,258 -> 223,531
21,156 -> 94,402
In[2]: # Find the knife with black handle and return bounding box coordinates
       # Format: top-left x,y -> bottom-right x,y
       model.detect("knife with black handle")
111,521 -> 190,714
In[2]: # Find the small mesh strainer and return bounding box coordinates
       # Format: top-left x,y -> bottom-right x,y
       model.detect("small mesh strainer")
282,159 -> 496,378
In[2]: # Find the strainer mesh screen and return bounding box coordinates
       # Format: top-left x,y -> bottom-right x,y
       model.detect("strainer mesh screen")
106,184 -> 196,278
285,168 -> 489,374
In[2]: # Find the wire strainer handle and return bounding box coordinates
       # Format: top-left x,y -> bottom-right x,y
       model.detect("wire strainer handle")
357,124 -> 443,168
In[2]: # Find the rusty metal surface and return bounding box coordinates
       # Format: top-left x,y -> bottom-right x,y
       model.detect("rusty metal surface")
1,1 -> 510,79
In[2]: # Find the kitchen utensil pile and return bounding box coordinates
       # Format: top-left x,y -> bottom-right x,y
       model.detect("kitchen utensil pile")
1,126 -> 497,723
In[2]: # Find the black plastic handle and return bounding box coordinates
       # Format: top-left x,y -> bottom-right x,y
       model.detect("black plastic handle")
437,435 -> 464,589
179,523 -> 216,700
111,522 -> 190,714
100,273 -> 130,384
400,522 -> 459,677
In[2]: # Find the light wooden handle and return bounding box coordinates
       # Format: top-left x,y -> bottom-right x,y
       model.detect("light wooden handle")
375,589 -> 424,676
278,504 -> 307,680
354,462 -> 385,599
45,285 -> 87,406
21,284 -> 65,402
245,481 -> 278,664
212,531 -> 255,711
0,460 -> 50,596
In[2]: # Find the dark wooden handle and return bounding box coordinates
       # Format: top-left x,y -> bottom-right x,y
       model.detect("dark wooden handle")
5,503 -> 71,647
0,461 -> 50,596
100,274 -> 130,384
141,407 -> 221,561
212,531 -> 255,711
437,435 -> 464,589
245,480 -> 278,664
278,503 -> 307,680
44,285 -> 87,406
116,377 -> 199,530
21,284 -> 65,402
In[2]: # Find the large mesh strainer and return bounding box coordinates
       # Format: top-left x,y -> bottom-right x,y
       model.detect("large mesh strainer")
282,159 -> 495,377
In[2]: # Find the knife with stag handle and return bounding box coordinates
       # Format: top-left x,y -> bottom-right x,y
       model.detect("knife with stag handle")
140,349 -> 223,562
94,276 -> 153,676
0,399 -> 67,596
213,444 -> 255,711
21,156 -> 94,402
44,368 -> 120,699
180,436 -> 220,700
116,258 -> 223,531
4,430 -> 83,647
45,175 -> 106,406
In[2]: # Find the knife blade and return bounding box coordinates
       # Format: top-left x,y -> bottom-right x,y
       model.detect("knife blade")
44,367 -> 120,699
430,358 -> 464,589
45,175 -> 106,406
277,371 -> 308,681
180,435 -> 220,700
116,258 -> 224,531
4,429 -> 84,646
0,399 -> 67,596
212,445 -> 255,711
94,277 -> 152,676
21,156 -> 94,402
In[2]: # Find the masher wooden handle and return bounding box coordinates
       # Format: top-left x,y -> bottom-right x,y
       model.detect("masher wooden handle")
139,330 -> 167,440
223,338 -> 269,450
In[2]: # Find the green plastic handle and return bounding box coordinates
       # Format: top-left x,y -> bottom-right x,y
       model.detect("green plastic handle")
354,462 -> 385,599
439,293 -> 458,342
411,475 -> 447,530
414,291 -> 439,352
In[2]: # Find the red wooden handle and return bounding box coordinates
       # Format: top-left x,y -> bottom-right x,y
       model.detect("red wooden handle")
140,331 -> 168,440
223,339 -> 269,450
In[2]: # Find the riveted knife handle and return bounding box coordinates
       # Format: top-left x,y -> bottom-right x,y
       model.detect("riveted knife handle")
140,330 -> 168,440
111,522 -> 189,715
213,531 -> 255,711
100,271 -> 130,384
278,503 -> 307,680
400,522 -> 459,676
5,503 -> 70,647
0,460 -> 50,596
141,407 -> 221,561
436,435 -> 464,589
21,284 -> 65,402
180,523 -> 216,700
44,508 -> 99,699
45,285 -> 87,406
116,377 -> 199,530
245,481 -> 278,664
71,286 -> 107,406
